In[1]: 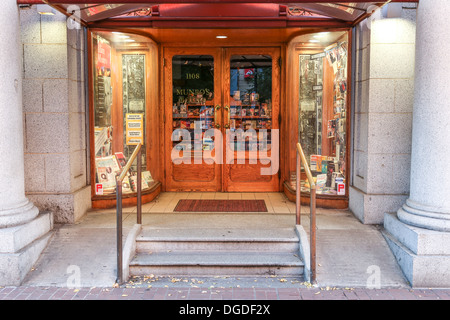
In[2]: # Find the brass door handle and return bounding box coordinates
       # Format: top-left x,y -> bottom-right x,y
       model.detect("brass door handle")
224,105 -> 230,129
214,105 -> 221,129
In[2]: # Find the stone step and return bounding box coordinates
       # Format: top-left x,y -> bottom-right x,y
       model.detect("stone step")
137,240 -> 299,253
130,227 -> 304,277
130,252 -> 304,277
136,227 -> 299,253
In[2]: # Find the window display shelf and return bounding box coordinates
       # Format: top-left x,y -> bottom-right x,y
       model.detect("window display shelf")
92,181 -> 161,209
230,116 -> 271,120
173,115 -> 214,119
283,181 -> 348,209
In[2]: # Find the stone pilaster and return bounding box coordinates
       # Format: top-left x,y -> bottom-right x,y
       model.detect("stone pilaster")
20,5 -> 91,224
350,4 -> 416,224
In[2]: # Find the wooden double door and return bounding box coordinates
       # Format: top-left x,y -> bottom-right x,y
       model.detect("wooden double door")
164,47 -> 280,192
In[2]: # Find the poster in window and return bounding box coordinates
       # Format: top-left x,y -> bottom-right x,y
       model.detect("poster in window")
126,113 -> 144,145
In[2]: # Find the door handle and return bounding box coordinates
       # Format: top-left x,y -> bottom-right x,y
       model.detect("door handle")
224,105 -> 230,129
215,105 -> 221,129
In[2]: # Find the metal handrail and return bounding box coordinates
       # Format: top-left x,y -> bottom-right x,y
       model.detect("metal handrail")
295,142 -> 317,283
116,143 -> 143,285
118,143 -> 143,182
296,143 -> 316,191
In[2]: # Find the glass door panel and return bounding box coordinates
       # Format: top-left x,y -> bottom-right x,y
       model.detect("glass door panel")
228,54 -> 273,157
165,47 -> 279,192
171,55 -> 216,162
224,49 -> 280,192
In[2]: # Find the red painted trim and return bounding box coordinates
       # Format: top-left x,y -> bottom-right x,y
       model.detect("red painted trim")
87,16 -> 352,29
157,3 -> 281,17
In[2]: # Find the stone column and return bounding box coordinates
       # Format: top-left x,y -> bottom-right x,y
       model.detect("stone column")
0,0 -> 53,286
383,0 -> 450,288
0,1 -> 39,227
397,0 -> 450,232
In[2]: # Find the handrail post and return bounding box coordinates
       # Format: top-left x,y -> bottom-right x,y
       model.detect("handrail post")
137,147 -> 142,225
116,179 -> 123,285
310,187 -> 317,283
296,142 -> 317,284
115,143 -> 142,286
296,152 -> 301,225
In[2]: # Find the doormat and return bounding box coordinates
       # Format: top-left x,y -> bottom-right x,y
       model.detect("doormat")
174,199 -> 268,212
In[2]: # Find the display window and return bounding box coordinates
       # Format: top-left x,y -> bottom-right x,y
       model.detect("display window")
89,30 -> 160,204
86,27 -> 350,207
285,31 -> 350,204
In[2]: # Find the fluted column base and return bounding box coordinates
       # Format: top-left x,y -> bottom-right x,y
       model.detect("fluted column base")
0,200 -> 39,229
397,199 -> 450,232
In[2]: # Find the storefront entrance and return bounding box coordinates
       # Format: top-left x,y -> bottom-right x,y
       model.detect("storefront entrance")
164,47 -> 280,192
88,27 -> 351,209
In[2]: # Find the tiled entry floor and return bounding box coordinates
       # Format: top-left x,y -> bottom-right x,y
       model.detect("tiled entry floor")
134,192 -> 300,214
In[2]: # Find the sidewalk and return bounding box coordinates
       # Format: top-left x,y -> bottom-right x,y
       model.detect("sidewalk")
1,284 -> 449,300
4,193 -> 450,300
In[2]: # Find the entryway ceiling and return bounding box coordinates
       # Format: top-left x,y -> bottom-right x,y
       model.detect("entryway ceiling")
17,2 -> 417,27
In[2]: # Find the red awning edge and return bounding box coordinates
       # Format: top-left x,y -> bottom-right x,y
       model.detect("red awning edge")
17,1 -> 419,28
17,0 -> 419,4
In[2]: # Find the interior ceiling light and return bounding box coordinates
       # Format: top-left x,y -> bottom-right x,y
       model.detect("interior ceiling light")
216,35 -> 228,39
37,4 -> 55,15
313,32 -> 330,38
112,32 -> 130,39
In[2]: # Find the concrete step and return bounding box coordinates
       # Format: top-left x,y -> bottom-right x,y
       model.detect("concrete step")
136,227 -> 299,253
130,252 -> 304,277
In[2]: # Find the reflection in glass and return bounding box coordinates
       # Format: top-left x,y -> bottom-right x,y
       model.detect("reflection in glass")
122,54 -> 146,171
171,55 -> 215,160
299,54 -> 323,158
229,55 -> 272,153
